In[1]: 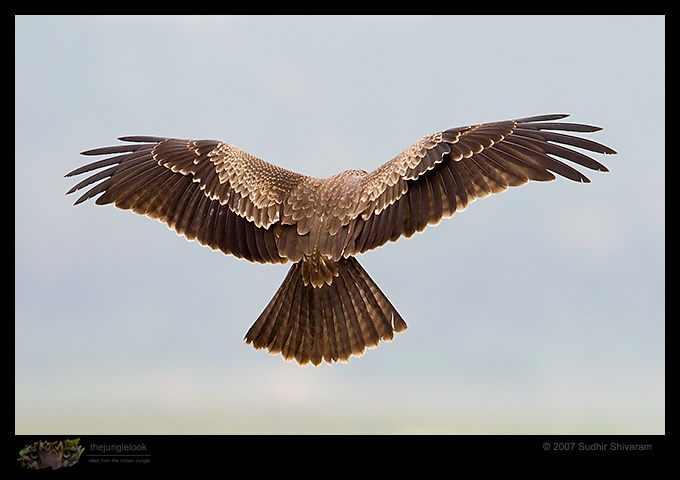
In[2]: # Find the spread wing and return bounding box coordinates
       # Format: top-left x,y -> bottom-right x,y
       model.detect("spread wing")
66,137 -> 307,264
66,114 -> 616,265
349,114 -> 616,254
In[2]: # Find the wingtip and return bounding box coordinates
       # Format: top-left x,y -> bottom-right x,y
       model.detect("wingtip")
514,113 -> 570,123
117,135 -> 168,143
65,167 -> 84,177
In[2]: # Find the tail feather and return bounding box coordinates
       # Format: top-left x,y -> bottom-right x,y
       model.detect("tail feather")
245,256 -> 407,366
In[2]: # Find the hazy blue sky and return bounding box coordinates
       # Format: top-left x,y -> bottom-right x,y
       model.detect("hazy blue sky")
16,15 -> 664,434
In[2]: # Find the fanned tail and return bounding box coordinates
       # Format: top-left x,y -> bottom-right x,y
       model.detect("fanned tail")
245,257 -> 407,366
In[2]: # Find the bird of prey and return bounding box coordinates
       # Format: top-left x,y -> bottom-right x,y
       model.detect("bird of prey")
66,114 -> 616,366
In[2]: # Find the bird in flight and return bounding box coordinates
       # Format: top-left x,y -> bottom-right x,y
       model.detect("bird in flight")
66,114 -> 616,366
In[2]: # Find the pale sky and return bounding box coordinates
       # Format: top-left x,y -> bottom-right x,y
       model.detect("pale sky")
16,15 -> 664,434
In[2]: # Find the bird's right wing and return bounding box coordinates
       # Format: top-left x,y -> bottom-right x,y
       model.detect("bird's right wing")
351,114 -> 616,254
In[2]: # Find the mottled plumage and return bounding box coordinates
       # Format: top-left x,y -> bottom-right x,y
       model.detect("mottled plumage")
66,114 -> 616,365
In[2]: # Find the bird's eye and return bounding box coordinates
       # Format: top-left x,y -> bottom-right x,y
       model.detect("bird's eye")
28,451 -> 39,460
62,450 -> 73,458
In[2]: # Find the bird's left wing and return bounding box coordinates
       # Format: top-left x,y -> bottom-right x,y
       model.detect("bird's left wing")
66,137 -> 307,264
